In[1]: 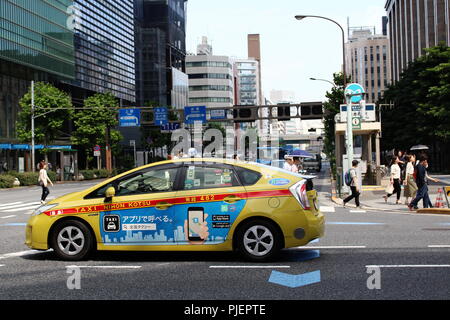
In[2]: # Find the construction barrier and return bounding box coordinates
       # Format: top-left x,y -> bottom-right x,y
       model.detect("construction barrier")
445,186 -> 450,208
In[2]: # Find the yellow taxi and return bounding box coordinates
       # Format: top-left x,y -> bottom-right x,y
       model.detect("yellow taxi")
25,158 -> 324,261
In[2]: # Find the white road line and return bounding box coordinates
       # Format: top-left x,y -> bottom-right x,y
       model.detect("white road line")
428,245 -> 450,248
65,265 -> 142,269
0,202 -> 23,208
0,215 -> 17,219
209,266 -> 291,269
366,265 -> 450,268
349,210 -> 367,213
0,202 -> 40,211
0,250 -> 48,260
3,205 -> 40,212
319,206 -> 336,213
0,264 -> 4,267
296,246 -> 367,249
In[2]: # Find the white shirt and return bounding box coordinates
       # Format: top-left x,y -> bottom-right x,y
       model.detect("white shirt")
390,164 -> 401,179
38,169 -> 50,187
406,162 -> 415,176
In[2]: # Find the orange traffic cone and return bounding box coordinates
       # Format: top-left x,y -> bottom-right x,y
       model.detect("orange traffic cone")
434,188 -> 445,208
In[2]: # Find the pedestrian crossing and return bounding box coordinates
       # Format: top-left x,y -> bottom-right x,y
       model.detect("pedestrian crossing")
0,201 -> 42,217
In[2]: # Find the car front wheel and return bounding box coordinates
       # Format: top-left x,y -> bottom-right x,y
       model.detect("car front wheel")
51,220 -> 94,261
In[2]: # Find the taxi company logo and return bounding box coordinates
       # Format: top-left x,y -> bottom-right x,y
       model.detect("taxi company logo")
269,178 -> 290,186
103,215 -> 120,232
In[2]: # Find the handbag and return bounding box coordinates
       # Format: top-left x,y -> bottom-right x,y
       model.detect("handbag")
385,183 -> 394,194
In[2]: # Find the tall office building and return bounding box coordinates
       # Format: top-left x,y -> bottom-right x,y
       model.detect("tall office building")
70,0 -> 136,103
0,0 -> 75,170
385,0 -> 450,82
345,26 -> 391,103
134,0 -> 188,108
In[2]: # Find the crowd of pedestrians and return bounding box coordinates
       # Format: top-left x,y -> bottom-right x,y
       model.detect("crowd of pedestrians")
383,151 -> 441,210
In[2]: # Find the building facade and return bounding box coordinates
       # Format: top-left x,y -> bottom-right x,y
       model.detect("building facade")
186,54 -> 234,108
134,0 -> 188,108
0,0 -> 75,171
345,27 -> 391,103
385,0 -> 450,82
70,0 -> 136,103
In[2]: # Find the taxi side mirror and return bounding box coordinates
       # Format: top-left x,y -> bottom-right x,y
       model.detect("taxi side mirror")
105,186 -> 116,198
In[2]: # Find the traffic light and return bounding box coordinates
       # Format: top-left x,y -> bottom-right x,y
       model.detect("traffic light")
277,103 -> 291,121
300,102 -> 323,120
233,106 -> 256,122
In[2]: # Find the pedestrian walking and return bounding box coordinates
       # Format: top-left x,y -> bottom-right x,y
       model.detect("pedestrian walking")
38,161 -> 53,205
383,156 -> 402,204
343,160 -> 361,208
283,156 -> 298,173
408,155 -> 440,210
403,154 -> 418,205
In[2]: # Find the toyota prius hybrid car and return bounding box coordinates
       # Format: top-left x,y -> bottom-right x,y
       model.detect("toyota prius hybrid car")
26,158 -> 324,261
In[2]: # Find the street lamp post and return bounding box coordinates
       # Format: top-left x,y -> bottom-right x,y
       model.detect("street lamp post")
310,77 -> 337,88
31,81 -> 36,173
295,15 -> 347,88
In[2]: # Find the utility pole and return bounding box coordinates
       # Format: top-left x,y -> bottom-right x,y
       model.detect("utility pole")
31,81 -> 35,172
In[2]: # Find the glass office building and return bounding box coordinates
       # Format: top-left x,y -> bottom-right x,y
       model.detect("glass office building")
135,0 -> 188,107
71,0 -> 135,102
0,0 -> 75,171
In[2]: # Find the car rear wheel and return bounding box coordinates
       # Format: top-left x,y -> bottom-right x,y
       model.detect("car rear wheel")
236,219 -> 282,261
51,220 -> 93,261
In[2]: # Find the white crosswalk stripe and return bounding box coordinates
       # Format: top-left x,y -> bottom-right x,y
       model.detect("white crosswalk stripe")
0,202 -> 41,215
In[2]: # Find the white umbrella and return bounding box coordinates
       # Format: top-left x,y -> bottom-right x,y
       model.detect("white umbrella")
410,145 -> 429,151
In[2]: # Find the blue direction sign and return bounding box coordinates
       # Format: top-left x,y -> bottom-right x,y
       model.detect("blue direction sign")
210,109 -> 226,120
345,83 -> 365,103
154,107 -> 168,125
184,106 -> 206,124
119,108 -> 141,127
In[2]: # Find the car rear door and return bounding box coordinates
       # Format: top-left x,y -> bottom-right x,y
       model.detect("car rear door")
173,162 -> 248,245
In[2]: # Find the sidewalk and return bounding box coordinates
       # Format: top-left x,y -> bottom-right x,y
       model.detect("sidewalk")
331,181 -> 450,215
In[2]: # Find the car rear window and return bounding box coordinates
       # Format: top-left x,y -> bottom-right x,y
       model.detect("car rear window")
235,167 -> 262,186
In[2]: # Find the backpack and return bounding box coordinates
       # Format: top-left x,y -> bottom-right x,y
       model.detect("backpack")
344,170 -> 353,186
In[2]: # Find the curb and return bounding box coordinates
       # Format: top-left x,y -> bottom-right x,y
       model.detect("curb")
416,208 -> 450,215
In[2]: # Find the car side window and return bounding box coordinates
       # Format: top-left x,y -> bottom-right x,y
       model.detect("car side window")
235,167 -> 262,186
84,166 -> 179,199
116,167 -> 178,196
183,165 -> 241,190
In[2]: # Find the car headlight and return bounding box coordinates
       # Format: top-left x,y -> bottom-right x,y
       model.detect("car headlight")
32,204 -> 58,216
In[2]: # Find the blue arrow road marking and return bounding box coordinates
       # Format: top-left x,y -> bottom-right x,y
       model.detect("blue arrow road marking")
269,270 -> 321,288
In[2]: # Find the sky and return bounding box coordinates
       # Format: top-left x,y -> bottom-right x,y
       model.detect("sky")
186,0 -> 387,102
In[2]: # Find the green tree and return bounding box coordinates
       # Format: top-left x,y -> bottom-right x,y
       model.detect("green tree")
381,43 -> 450,150
17,82 -> 73,147
71,93 -> 122,169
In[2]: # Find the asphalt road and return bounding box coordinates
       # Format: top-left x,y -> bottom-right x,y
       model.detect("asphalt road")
0,172 -> 449,301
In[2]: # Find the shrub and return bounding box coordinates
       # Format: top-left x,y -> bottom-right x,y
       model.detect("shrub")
80,170 -> 96,180
15,172 -> 39,186
0,175 -> 16,188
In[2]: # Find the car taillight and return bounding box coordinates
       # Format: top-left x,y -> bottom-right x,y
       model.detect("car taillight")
289,180 -> 311,210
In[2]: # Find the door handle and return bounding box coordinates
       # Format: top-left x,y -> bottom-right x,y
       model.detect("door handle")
223,195 -> 242,203
155,202 -> 173,210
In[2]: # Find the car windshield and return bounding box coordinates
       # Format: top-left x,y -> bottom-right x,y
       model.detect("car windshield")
247,162 -> 316,179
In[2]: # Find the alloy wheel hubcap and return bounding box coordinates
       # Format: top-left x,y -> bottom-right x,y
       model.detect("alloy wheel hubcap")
243,225 -> 274,257
57,226 -> 85,256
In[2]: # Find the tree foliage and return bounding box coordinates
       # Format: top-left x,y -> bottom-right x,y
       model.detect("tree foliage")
381,43 -> 450,150
17,82 -> 73,145
71,93 -> 123,167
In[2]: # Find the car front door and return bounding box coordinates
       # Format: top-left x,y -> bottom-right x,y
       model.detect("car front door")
173,163 -> 248,245
86,164 -> 182,246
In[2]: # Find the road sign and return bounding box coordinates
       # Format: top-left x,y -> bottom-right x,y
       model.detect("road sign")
184,106 -> 206,124
93,145 -> 101,152
94,151 -> 101,157
154,107 -> 168,125
119,108 -> 141,127
444,186 -> 450,208
130,140 -> 136,147
352,116 -> 361,130
210,109 -> 226,120
345,83 -> 365,103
